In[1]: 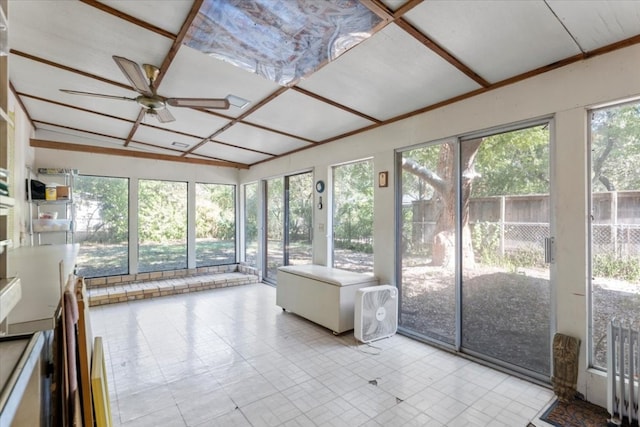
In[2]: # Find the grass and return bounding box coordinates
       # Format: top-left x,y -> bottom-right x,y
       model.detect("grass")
76,240 -> 236,278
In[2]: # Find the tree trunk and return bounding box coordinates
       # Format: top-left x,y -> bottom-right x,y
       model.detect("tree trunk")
402,138 -> 483,268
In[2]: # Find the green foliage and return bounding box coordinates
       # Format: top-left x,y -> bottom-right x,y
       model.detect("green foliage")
591,103 -> 640,191
138,180 -> 187,243
195,183 -> 235,241
75,175 -> 129,243
244,182 -> 258,243
471,222 -> 501,266
593,253 -> 640,282
333,160 -> 374,243
473,125 -> 550,197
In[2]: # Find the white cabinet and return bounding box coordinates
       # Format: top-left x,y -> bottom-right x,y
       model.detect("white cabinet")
27,168 -> 77,246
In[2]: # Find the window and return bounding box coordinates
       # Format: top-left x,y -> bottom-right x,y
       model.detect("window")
589,100 -> 640,369
138,179 -> 187,272
75,175 -> 129,278
244,182 -> 258,267
398,121 -> 552,378
195,183 -> 235,267
332,159 -> 374,273
264,172 -> 313,283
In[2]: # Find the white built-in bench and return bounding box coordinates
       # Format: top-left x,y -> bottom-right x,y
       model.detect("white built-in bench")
276,264 -> 378,334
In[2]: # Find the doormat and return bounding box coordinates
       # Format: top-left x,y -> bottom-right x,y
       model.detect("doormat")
540,397 -> 636,427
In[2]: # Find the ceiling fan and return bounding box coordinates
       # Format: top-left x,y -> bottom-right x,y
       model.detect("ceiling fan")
60,55 -> 231,123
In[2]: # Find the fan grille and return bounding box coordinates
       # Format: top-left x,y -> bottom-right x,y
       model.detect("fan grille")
356,285 -> 398,343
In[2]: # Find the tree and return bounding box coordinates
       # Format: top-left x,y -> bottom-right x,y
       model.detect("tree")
591,103 -> 640,192
401,124 -> 550,268
75,175 -> 128,243
402,139 -> 482,268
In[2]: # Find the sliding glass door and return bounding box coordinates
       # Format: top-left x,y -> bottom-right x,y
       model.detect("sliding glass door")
399,141 -> 456,345
264,172 -> 313,284
589,100 -> 640,370
460,125 -> 551,377
398,121 -> 553,378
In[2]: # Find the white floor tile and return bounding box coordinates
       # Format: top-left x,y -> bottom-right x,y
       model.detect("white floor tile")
91,283 -> 555,427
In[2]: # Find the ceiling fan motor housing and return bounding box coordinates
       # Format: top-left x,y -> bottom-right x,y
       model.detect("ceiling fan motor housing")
136,94 -> 166,110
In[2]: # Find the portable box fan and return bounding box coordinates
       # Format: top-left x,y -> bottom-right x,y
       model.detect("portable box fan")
354,285 -> 398,343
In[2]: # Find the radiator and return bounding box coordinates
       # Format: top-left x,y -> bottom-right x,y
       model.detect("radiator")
607,319 -> 640,425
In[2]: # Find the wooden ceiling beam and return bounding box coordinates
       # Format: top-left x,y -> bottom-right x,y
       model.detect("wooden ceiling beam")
393,0 -> 424,19
154,0 -> 203,88
79,0 -> 176,40
10,50 -> 133,91
291,86 -> 382,124
395,19 -> 491,88
9,82 -> 35,130
31,138 -> 248,169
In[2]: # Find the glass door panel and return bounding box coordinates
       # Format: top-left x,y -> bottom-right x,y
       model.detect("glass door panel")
265,178 -> 284,282
244,182 -> 258,267
398,142 -> 457,345
589,101 -> 640,369
332,159 -> 374,273
287,172 -> 313,266
460,124 -> 551,377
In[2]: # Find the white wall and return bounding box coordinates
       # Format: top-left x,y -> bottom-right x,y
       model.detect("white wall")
240,43 -> 640,405
8,91 -> 35,246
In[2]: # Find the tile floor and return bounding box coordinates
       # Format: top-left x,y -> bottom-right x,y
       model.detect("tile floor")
90,283 -> 555,427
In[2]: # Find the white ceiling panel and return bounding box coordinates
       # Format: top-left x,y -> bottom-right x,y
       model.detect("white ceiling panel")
127,142 -> 186,156
35,126 -> 126,149
97,0 -> 193,35
244,90 -> 375,142
216,123 -> 313,155
10,1 -> 173,87
404,1 -> 582,84
547,1 -> 640,52
132,125 -> 203,151
144,107 -> 230,138
298,24 -> 481,121
24,99 -> 134,139
380,0 -> 409,12
11,56 -> 141,121
160,45 -> 281,119
193,142 -> 272,165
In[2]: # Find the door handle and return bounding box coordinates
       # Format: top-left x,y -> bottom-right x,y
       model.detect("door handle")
544,237 -> 555,264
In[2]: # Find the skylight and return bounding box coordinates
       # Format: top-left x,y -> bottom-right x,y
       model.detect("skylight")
184,0 -> 382,86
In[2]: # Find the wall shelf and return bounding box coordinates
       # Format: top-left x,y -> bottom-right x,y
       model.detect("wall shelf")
27,168 -> 76,246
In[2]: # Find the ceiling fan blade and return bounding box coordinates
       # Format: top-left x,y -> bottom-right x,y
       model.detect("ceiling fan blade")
166,98 -> 230,109
112,55 -> 153,96
153,108 -> 175,123
60,89 -> 137,102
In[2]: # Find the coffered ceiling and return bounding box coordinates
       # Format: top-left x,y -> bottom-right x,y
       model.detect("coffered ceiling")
8,0 -> 640,169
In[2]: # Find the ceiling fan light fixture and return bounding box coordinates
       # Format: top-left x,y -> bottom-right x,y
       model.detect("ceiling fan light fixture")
226,94 -> 251,109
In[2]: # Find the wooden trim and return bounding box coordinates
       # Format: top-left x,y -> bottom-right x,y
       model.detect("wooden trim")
241,120 -> 318,144
33,119 -> 126,142
18,92 -> 137,123
124,109 -> 145,147
79,0 -> 176,40
154,0 -> 203,88
31,138 -> 249,169
208,138 -> 276,157
359,0 -> 393,22
236,86 -> 289,122
291,86 -> 382,124
395,19 -> 491,88
393,0 -> 424,19
183,86 -> 289,156
10,50 -> 133,91
36,120 -> 260,162
9,82 -> 35,129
